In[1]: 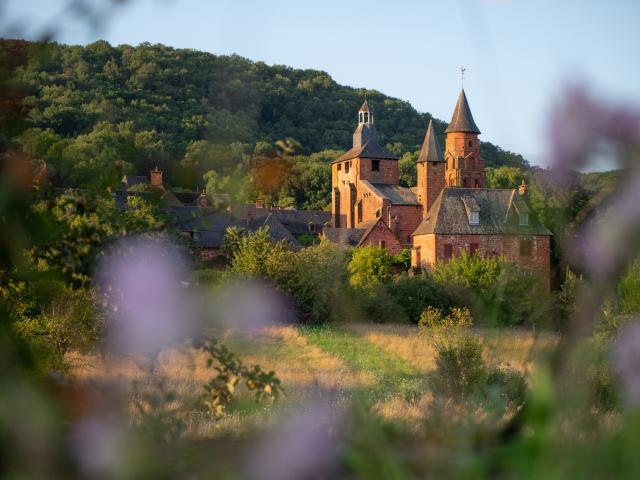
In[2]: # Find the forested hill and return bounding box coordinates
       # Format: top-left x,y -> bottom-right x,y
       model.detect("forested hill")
1,39 -> 528,171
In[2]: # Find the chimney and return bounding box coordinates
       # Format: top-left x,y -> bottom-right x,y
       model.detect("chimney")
150,166 -> 163,188
518,180 -> 528,196
255,199 -> 265,209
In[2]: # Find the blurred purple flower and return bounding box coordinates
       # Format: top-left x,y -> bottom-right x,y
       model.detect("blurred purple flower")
69,413 -> 126,478
611,320 -> 640,407
549,85 -> 640,176
207,279 -> 292,331
96,238 -> 198,356
245,400 -> 342,480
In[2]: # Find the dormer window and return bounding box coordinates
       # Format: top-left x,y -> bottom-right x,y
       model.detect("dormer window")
470,211 -> 479,225
519,213 -> 529,226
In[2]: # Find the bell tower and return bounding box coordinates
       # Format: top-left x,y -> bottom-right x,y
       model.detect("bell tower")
444,89 -> 485,188
416,119 -> 445,217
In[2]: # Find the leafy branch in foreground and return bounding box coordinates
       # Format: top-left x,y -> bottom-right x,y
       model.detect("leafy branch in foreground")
199,338 -> 283,418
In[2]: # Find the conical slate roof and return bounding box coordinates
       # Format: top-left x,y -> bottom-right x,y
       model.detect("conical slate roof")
358,99 -> 372,112
445,89 -> 480,134
417,119 -> 444,163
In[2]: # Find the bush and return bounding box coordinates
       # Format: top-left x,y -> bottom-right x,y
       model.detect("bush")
432,251 -> 548,328
485,367 -> 527,408
386,273 -> 460,324
348,246 -> 393,289
419,306 -> 473,330
431,334 -> 485,401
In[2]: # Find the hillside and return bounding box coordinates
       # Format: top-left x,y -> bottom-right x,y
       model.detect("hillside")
1,39 -> 528,174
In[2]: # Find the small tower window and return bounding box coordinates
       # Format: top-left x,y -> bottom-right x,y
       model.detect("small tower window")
372,160 -> 380,172
345,162 -> 350,174
519,213 -> 529,226
469,140 -> 473,147
337,163 -> 341,171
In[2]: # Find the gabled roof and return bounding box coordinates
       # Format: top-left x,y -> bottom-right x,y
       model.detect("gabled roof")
322,227 -> 368,247
362,180 -> 420,206
356,218 -> 391,247
230,205 -> 331,235
418,119 -> 444,163
413,188 -> 552,236
121,175 -> 148,189
359,99 -> 372,113
334,140 -> 399,163
249,213 -> 302,248
445,89 -> 481,134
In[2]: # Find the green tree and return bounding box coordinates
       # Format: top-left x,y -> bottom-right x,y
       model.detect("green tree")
348,246 -> 393,289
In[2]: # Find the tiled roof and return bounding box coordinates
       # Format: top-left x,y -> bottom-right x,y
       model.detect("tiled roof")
445,89 -> 481,134
412,188 -> 552,236
248,213 -> 301,248
121,175 -> 148,189
363,181 -> 420,206
358,99 -> 372,113
418,119 -> 444,163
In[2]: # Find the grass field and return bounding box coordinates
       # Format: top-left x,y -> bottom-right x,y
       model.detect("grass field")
66,323 -> 558,436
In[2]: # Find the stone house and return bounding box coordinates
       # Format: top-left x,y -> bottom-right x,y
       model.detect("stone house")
325,89 -> 552,287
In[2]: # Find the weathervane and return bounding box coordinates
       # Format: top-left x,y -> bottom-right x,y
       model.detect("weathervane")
460,66 -> 466,88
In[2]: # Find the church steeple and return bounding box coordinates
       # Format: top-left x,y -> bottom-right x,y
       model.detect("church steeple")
358,99 -> 373,125
445,89 -> 480,134
353,99 -> 378,148
444,89 -> 485,188
418,119 -> 444,164
417,119 -> 445,216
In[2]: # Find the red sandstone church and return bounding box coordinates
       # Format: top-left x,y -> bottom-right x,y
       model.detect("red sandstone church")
324,90 -> 551,285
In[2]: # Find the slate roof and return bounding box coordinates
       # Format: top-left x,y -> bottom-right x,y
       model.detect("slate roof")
363,181 -> 420,206
121,175 -> 148,189
445,89 -> 481,134
168,207 -> 302,249
322,225 -> 369,246
418,119 -> 444,163
412,188 -> 552,236
248,213 -> 301,248
230,205 -> 332,235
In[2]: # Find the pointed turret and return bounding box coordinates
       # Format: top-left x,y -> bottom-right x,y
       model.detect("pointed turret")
417,120 -> 443,163
445,89 -> 480,134
359,99 -> 372,113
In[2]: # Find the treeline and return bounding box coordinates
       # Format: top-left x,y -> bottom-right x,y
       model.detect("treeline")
2,39 -> 528,196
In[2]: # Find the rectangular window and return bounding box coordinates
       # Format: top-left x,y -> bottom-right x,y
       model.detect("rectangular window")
357,202 -> 363,223
444,244 -> 453,261
470,243 -> 479,255
337,163 -> 341,171
372,160 -> 380,172
345,162 -> 350,173
520,239 -> 532,256
519,213 -> 529,226
379,240 -> 386,249
470,211 -> 479,225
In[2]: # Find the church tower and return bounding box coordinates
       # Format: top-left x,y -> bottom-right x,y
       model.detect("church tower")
444,89 -> 485,188
416,119 -> 445,218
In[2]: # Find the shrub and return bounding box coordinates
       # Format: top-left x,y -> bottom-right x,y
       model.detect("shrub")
431,334 -> 485,401
419,306 -> 473,330
387,273 -> 460,324
392,248 -> 411,270
348,246 -> 393,289
485,367 -> 527,408
432,251 -> 548,328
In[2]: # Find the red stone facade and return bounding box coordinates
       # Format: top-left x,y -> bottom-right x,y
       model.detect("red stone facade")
412,233 -> 551,291
330,92 -> 552,290
358,219 -> 403,256
444,132 -> 486,188
417,159 -> 445,218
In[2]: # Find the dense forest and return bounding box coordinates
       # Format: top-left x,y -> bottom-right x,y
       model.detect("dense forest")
0,39 -> 530,202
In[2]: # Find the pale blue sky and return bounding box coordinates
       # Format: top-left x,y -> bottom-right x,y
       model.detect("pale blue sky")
2,0 -> 639,167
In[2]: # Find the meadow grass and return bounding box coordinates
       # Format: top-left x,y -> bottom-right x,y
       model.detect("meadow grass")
66,323 -> 557,435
